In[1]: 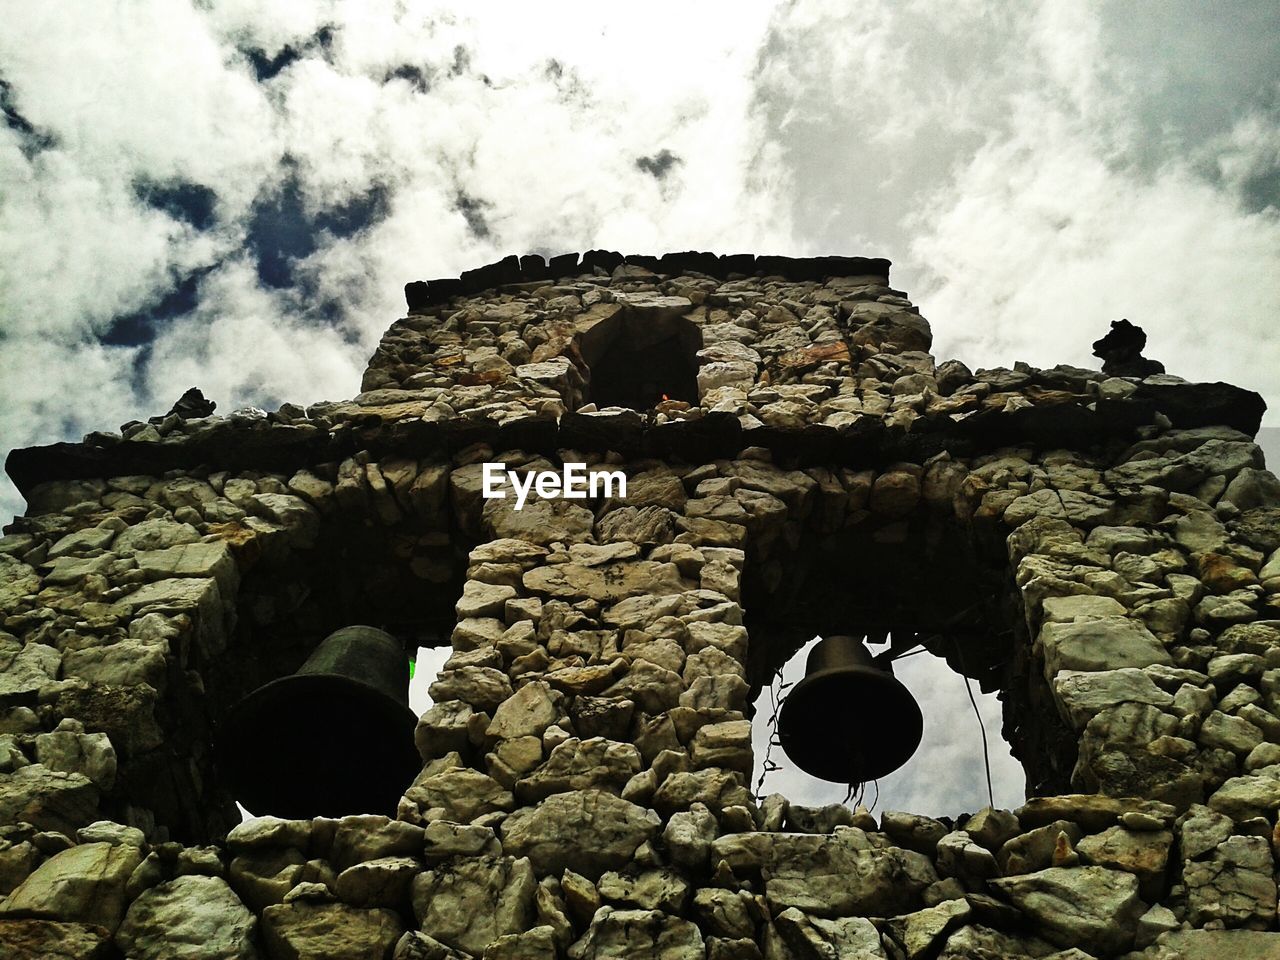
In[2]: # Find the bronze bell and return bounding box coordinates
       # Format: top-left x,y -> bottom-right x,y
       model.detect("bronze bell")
777,634 -> 923,784
216,625 -> 421,819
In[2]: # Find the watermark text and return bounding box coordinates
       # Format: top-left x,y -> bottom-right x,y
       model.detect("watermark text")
482,462 -> 626,510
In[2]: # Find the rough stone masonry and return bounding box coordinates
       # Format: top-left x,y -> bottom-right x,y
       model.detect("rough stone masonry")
0,248 -> 1278,958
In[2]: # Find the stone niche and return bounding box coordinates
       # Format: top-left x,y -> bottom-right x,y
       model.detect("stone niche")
579,292 -> 703,411
1,250 -> 1278,959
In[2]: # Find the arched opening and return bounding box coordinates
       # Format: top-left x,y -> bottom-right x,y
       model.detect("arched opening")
578,303 -> 702,410
743,512 -> 1063,819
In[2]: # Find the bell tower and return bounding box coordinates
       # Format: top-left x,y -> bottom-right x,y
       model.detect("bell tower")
1,250 -> 1276,958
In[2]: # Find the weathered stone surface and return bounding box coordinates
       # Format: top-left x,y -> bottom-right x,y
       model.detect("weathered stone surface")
0,918 -> 112,959
516,737 -> 642,802
428,666 -> 513,712
117,875 -> 259,959
1039,618 -> 1172,678
0,841 -> 142,931
329,815 -> 423,870
482,924 -> 559,960
775,907 -> 887,959
523,560 -> 690,603
500,790 -> 661,879
936,830 -> 999,884
1208,772 -> 1280,819
596,868 -> 690,912
34,727 -> 117,791
485,682 -> 561,741
1184,835 -> 1277,928
882,899 -> 971,960
261,901 -> 403,960
484,498 -> 594,546
989,866 -> 1145,954
653,768 -> 751,815
229,848 -> 306,912
1076,826 -> 1171,900
1053,668 -> 1173,729
62,640 -> 168,691
566,906 -> 703,960
1017,795 -> 1176,832
712,831 -> 936,918
663,803 -> 719,872
1139,929 -> 1280,959
226,816 -> 312,853
335,856 -> 420,908
0,634 -> 61,702
597,506 -> 678,546
997,820 -> 1085,875
113,518 -> 201,553
412,856 -> 536,956
881,811 -> 949,855
400,763 -> 514,824
936,923 -> 1056,960
1179,804 -> 1234,860
691,887 -> 755,940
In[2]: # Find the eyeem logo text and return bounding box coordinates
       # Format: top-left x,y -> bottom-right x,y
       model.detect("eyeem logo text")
482,463 -> 626,510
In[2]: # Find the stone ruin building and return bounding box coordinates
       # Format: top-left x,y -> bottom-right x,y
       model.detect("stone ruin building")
0,249 -> 1278,959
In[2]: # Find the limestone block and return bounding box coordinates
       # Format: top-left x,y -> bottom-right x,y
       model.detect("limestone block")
485,681 -> 561,741
692,887 -> 756,940
1039,617 -> 1172,679
882,899 -> 971,960
117,875 -> 259,960
1208,772 -> 1280,820
411,856 -> 535,956
1184,835 -> 1277,928
428,666 -> 512,713
0,841 -> 142,932
0,918 -> 112,958
515,736 -> 641,802
500,790 -> 660,879
988,865 -> 1145,954
225,816 -> 312,853
113,518 -> 201,553
774,908 -> 887,959
0,764 -> 99,835
329,815 -> 422,870
334,856 -> 420,909
229,848 -> 306,912
62,639 -> 168,692
0,634 -> 61,702
32,726 -> 116,789
523,560 -> 689,603
134,541 -> 238,596
1053,668 -> 1174,729
420,821 -> 500,864
596,868 -> 690,913
566,906 -> 703,960
483,498 -> 594,547
399,764 -> 514,824
261,901 -> 403,960
1076,825 -> 1172,901
881,811 -> 949,855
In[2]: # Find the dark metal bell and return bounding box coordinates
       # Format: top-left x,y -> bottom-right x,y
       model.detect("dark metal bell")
777,634 -> 924,784
216,625 -> 421,819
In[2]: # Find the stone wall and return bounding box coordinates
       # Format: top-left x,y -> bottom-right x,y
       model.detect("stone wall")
1,252 -> 1278,958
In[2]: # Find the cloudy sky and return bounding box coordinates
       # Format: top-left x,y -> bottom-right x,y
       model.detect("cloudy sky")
4,1 -> 1278,818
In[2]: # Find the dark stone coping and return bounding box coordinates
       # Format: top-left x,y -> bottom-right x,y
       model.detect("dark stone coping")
6,380 -> 1264,501
404,251 -> 895,310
